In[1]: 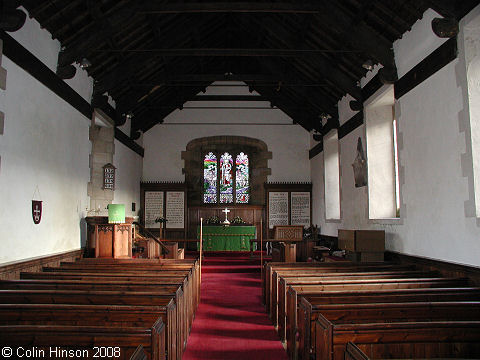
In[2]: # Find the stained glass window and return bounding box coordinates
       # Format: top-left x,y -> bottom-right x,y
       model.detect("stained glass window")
235,152 -> 249,203
219,152 -> 233,203
203,152 -> 217,203
203,151 -> 250,204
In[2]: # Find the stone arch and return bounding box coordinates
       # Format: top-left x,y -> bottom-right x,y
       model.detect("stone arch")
182,136 -> 272,205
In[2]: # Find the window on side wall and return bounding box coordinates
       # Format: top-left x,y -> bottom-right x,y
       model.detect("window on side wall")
463,8 -> 480,217
365,85 -> 400,219
324,130 -> 341,220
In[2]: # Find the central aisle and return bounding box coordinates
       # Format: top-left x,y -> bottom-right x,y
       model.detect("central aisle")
183,254 -> 288,360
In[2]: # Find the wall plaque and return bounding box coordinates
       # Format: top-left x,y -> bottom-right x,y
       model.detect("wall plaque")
291,192 -> 311,227
166,191 -> 185,229
140,182 -> 187,239
102,163 -> 116,190
268,191 -> 289,229
144,191 -> 164,228
265,183 -> 312,236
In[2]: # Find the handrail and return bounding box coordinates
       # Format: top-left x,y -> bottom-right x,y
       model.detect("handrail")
133,222 -> 170,255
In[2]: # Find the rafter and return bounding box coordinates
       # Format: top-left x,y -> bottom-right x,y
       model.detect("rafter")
245,16 -> 362,100
139,3 -> 340,14
310,2 -> 397,78
91,47 -> 363,56
93,15 -> 220,95
425,0 -> 480,19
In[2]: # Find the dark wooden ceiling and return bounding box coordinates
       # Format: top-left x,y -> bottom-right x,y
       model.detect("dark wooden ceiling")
14,0 -> 480,137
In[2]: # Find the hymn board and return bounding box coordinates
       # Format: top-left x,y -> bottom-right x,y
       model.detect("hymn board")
264,183 -> 312,235
140,182 -> 187,239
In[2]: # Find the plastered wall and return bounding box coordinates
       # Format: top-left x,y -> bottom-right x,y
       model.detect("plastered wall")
0,13 -> 143,264
0,36 -> 90,264
311,7 -> 480,267
113,138 -> 143,218
142,83 -> 311,184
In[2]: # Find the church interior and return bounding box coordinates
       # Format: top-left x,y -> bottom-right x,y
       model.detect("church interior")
1,1 -> 480,359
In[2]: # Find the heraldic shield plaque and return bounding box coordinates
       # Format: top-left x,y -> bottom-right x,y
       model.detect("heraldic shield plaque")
32,200 -> 42,224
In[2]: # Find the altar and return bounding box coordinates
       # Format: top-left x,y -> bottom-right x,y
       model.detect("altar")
197,225 -> 256,251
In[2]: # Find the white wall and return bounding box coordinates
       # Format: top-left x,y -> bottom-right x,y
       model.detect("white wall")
0,12 -> 143,264
310,7 -> 480,267
113,116 -> 143,218
113,139 -> 143,218
323,130 -> 341,220
0,15 -> 91,264
143,82 -> 311,183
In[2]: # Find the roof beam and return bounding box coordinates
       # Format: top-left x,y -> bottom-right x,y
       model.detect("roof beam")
133,86 -> 208,132
312,2 -> 397,79
139,3 -> 338,14
425,0 -> 480,20
93,15 -> 217,95
146,73 -> 291,82
251,56 -> 337,114
190,95 -> 268,101
247,17 -> 362,100
248,84 -> 322,132
92,47 -> 362,56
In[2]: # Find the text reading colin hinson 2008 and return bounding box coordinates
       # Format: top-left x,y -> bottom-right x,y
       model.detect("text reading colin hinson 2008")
1,346 -> 122,358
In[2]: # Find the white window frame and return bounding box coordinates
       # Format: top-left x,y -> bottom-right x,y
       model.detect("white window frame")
323,129 -> 341,220
364,84 -> 399,220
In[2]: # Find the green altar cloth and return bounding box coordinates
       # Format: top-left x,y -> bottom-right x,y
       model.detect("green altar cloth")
197,225 -> 256,251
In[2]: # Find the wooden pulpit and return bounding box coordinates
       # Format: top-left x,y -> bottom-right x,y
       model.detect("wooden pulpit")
85,217 -> 134,258
94,223 -> 132,258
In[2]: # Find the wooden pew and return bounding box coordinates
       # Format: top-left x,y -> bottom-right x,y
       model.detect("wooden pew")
2,281 -> 187,356
280,276 -> 469,346
0,289 -> 182,359
41,264 -> 199,317
0,303 -> 175,360
0,319 -> 166,360
55,261 -> 201,317
26,265 -> 196,348
344,341 -> 480,360
74,258 -> 197,265
272,270 -> 437,327
0,278 -> 186,291
296,288 -> 480,360
264,263 -> 414,313
57,259 -> 200,309
0,277 -> 193,353
131,345 -> 148,360
71,258 -> 200,307
5,258 -> 199,359
344,342 -> 368,360
263,262 -> 411,303
298,299 -> 480,360
315,317 -> 480,360
270,267 -> 417,317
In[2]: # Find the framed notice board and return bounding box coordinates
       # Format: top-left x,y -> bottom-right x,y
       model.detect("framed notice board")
140,182 -> 187,239
264,183 -> 312,236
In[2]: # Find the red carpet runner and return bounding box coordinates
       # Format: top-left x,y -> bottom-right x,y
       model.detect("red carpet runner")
183,253 -> 288,360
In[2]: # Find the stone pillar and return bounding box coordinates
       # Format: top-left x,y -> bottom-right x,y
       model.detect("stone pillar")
87,124 -> 115,216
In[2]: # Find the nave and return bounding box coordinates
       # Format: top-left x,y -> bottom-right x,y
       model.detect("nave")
2,250 -> 480,359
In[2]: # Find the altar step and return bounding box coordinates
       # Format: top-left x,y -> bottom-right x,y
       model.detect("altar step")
191,252 -> 271,273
